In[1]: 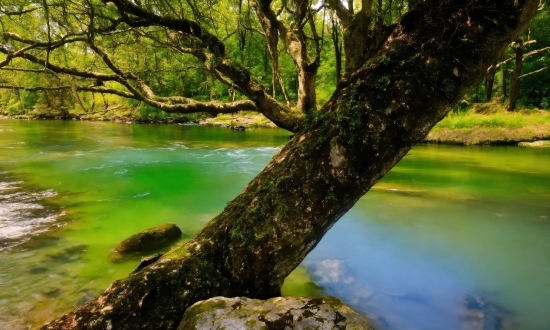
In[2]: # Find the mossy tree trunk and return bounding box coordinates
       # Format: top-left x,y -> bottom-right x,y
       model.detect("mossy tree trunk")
44,0 -> 539,329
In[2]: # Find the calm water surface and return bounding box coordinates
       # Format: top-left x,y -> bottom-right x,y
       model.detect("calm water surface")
0,119 -> 549,330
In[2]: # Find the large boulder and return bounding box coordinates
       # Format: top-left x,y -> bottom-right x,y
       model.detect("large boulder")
178,296 -> 374,330
116,222 -> 182,252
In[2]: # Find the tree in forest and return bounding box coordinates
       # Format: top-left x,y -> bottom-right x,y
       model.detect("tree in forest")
505,6 -> 550,110
519,7 -> 550,109
0,0 -> 541,329
504,36 -> 550,110
480,5 -> 550,108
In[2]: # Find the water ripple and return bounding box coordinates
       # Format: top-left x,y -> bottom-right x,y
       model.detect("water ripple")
0,179 -> 64,251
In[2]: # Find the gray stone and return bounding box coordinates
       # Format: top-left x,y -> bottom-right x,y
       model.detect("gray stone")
116,222 -> 182,252
518,140 -> 550,148
179,296 -> 374,330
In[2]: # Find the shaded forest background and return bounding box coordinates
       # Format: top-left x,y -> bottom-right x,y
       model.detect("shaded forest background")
1,0 -> 549,122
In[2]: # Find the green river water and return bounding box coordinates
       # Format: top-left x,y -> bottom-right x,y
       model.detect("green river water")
0,119 -> 549,330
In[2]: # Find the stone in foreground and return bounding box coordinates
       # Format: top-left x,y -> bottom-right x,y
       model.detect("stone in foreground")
116,222 -> 182,252
178,296 -> 374,330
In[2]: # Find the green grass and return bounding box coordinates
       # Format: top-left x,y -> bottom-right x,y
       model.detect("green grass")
427,103 -> 550,145
436,107 -> 550,129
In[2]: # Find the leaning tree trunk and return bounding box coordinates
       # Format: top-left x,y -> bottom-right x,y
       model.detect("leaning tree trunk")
44,1 -> 538,329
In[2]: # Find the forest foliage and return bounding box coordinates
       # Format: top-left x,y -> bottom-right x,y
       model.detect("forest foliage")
0,0 -> 548,122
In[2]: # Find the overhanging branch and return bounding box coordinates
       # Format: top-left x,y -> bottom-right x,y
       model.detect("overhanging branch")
520,66 -> 549,79
0,83 -> 258,115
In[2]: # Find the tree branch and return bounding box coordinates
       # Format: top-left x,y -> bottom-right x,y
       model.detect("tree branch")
105,0 -> 226,56
0,83 -> 257,115
496,45 -> 550,68
0,46 -> 122,81
519,66 -> 549,79
0,7 -> 39,15
105,0 -> 302,131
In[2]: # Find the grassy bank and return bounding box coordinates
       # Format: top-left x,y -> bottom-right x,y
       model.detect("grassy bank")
0,105 -> 203,124
426,103 -> 550,145
3,102 -> 549,145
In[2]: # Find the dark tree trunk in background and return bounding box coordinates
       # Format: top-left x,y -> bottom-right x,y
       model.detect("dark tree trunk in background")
508,38 -> 524,111
331,12 -> 343,83
296,64 -> 319,112
44,1 -> 539,329
502,65 -> 508,100
485,63 -> 497,102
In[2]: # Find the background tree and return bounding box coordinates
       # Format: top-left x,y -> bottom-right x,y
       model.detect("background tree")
473,4 -> 549,107
513,6 -> 550,109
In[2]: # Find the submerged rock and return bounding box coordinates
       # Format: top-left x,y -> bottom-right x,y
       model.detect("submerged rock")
46,244 -> 88,263
459,294 -> 515,330
116,222 -> 182,253
179,296 -> 374,330
43,287 -> 61,297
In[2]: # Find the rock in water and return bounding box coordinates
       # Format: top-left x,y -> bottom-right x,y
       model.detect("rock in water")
178,296 -> 374,330
116,222 -> 182,252
459,294 -> 515,330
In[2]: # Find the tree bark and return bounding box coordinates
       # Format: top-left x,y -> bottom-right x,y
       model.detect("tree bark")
43,0 -> 539,329
507,38 -> 524,111
296,63 -> 318,112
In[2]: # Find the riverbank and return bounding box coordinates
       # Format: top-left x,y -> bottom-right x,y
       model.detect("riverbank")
425,124 -> 550,145
0,110 -> 193,124
2,105 -> 549,145
424,103 -> 550,145
197,108 -> 550,146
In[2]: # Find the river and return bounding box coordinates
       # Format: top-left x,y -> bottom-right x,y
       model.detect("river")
0,119 -> 549,330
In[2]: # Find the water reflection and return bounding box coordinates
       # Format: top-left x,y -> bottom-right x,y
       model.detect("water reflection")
305,145 -> 550,330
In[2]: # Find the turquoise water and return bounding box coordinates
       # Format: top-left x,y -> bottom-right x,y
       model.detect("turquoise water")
0,119 -> 549,330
